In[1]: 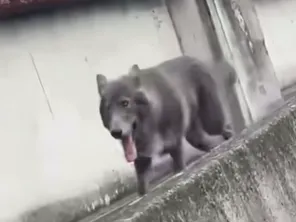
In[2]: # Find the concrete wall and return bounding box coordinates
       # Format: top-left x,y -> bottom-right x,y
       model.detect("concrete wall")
254,0 -> 296,89
205,0 -> 284,124
0,1 -> 182,221
166,0 -> 246,133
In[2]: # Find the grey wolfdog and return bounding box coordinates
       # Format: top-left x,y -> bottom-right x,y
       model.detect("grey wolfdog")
96,56 -> 233,196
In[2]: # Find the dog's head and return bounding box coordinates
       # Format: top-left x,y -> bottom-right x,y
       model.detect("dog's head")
96,65 -> 149,162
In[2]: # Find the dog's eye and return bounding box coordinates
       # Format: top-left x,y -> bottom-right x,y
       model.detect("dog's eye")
120,100 -> 129,107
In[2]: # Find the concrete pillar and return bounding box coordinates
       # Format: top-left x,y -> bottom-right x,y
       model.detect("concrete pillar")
165,0 -> 246,133
205,0 -> 284,123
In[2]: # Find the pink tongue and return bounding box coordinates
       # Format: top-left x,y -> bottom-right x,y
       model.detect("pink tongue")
123,136 -> 137,162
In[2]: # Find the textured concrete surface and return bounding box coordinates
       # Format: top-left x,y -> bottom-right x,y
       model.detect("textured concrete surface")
90,97 -> 296,222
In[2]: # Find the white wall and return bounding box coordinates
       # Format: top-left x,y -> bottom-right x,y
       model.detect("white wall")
255,0 -> 296,89
0,3 -> 181,221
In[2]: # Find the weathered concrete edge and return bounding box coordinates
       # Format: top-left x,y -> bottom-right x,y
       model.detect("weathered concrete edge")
20,172 -> 137,222
18,148 -> 207,222
96,97 -> 296,222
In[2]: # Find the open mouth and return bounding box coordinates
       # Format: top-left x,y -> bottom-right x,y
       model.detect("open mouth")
121,135 -> 137,162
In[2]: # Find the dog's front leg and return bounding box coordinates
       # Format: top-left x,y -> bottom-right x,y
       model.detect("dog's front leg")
168,139 -> 186,173
134,157 -> 152,196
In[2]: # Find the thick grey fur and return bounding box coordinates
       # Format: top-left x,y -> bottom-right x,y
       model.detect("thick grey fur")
96,56 -> 233,196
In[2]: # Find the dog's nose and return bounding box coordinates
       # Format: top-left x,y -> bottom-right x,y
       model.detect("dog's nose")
110,129 -> 123,139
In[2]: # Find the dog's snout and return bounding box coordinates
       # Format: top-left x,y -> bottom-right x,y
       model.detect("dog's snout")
110,129 -> 123,139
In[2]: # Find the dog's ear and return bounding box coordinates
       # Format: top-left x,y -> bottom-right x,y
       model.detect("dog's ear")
96,74 -> 108,96
134,90 -> 148,105
129,64 -> 140,76
128,64 -> 141,87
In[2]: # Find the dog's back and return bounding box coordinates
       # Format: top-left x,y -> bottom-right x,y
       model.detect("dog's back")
135,56 -> 223,135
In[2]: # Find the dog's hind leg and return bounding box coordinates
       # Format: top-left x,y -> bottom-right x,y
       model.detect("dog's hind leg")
191,64 -> 234,140
221,123 -> 233,140
186,117 -> 225,152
